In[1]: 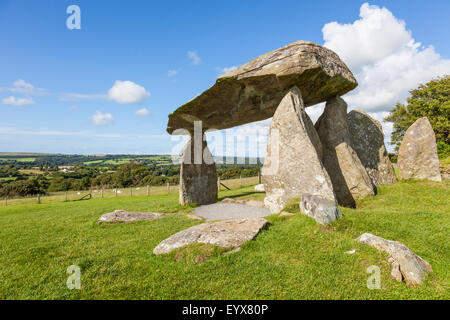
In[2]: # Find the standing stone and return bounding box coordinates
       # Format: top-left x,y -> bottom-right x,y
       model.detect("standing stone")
179,136 -> 218,205
315,97 -> 375,207
398,117 -> 442,182
347,110 -> 397,186
262,86 -> 336,213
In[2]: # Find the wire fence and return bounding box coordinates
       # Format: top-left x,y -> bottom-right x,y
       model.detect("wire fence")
2,175 -> 261,207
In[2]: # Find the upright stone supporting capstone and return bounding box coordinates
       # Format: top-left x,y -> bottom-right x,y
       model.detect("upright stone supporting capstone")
179,135 -> 218,205
262,86 -> 337,214
315,97 -> 375,207
347,110 -> 397,186
397,117 -> 442,182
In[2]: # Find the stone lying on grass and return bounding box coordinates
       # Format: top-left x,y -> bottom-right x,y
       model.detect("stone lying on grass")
299,194 -> 342,225
153,218 -> 268,255
356,233 -> 433,287
98,210 -> 166,224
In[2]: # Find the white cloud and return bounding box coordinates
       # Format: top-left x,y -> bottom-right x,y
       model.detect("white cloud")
135,107 -> 150,116
107,80 -> 150,104
2,96 -> 35,106
60,93 -> 107,101
322,2 -> 450,149
89,111 -> 114,126
0,79 -> 47,95
187,51 -> 201,65
167,70 -> 178,77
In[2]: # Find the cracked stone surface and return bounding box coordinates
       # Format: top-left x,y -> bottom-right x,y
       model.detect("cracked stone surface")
97,210 -> 166,224
356,233 -> 433,287
153,218 -> 269,255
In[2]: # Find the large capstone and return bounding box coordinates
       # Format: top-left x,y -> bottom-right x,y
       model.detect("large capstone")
262,86 -> 336,213
398,117 -> 442,182
179,136 -> 218,205
347,110 -> 397,186
315,97 -> 375,207
167,41 -> 357,134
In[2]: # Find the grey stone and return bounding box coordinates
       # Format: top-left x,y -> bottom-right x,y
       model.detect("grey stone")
153,218 -> 269,255
315,97 -> 375,207
97,210 -> 166,224
398,117 -> 442,182
179,136 -> 218,205
262,87 -> 336,213
356,233 -> 433,287
167,41 -> 357,134
347,110 -> 397,186
300,194 -> 343,225
194,202 -> 270,220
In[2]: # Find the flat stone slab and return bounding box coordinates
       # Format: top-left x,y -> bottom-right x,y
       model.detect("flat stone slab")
153,218 -> 269,255
98,210 -> 166,224
356,233 -> 433,287
194,203 -> 270,220
167,40 -> 357,134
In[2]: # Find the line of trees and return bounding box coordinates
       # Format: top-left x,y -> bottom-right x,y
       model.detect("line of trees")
0,162 -> 262,197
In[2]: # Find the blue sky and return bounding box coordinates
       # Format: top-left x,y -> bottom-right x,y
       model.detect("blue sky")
1,0 -> 449,155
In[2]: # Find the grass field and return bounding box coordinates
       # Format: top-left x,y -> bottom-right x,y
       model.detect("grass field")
0,179 -> 448,300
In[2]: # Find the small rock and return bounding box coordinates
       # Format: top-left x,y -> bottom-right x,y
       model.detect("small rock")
153,218 -> 268,255
98,210 -> 166,224
243,200 -> 265,208
300,194 -> 343,225
345,249 -> 356,255
186,214 -> 203,221
254,184 -> 265,192
221,198 -> 236,203
224,247 -> 241,255
356,233 -> 432,287
279,211 -> 295,217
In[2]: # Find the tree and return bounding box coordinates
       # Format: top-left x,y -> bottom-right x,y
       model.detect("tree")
385,76 -> 450,156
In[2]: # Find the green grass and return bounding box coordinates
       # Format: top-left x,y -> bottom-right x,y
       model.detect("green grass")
0,180 -> 448,300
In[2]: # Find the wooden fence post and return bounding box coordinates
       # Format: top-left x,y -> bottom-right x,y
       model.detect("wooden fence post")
65,191 -> 68,202
240,175 -> 242,188
37,194 -> 40,204
115,188 -> 118,197
101,189 -> 103,199
130,187 -> 133,197
147,185 -> 149,196
218,176 -> 221,191
167,182 -> 170,195
258,169 -> 261,184
4,197 -> 7,207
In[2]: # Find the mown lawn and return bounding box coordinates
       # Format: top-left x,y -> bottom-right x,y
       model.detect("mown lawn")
0,180 -> 448,300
